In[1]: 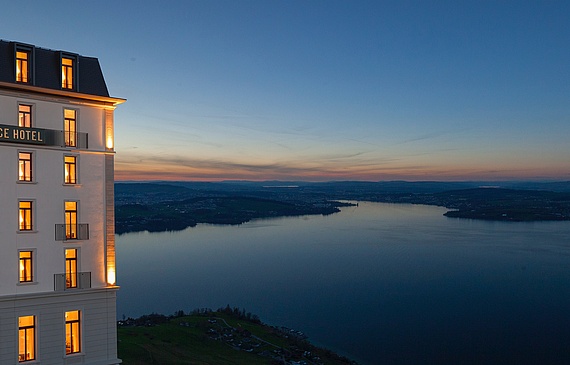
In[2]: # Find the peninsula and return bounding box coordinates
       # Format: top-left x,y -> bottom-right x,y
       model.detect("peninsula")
115,181 -> 570,234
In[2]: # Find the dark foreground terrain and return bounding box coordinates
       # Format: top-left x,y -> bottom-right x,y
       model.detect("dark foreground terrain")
115,181 -> 570,234
118,307 -> 356,365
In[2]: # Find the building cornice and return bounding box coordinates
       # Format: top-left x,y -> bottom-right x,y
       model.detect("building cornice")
0,286 -> 120,303
0,81 -> 126,107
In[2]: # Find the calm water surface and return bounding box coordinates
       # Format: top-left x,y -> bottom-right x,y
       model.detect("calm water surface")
116,202 -> 570,364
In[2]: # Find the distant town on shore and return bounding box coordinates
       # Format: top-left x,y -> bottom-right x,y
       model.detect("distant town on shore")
115,180 -> 570,234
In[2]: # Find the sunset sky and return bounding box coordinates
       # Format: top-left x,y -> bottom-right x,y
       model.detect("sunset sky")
2,1 -> 569,181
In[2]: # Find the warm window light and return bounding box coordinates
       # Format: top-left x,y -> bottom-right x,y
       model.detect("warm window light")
106,135 -> 113,149
19,260 -> 25,281
19,315 -> 35,361
62,57 -> 73,89
16,51 -> 29,83
64,155 -> 77,184
106,128 -> 113,149
65,310 -> 81,354
107,267 -> 116,285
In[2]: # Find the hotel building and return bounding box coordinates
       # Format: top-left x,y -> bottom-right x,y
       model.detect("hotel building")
0,40 -> 125,364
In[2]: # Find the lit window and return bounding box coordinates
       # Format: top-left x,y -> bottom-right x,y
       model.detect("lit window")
65,202 -> 78,239
18,315 -> 35,362
62,57 -> 74,89
19,251 -> 33,283
65,249 -> 77,288
18,152 -> 33,182
65,310 -> 81,354
19,201 -> 33,231
19,104 -> 32,127
64,156 -> 77,184
16,51 -> 30,83
64,109 -> 77,147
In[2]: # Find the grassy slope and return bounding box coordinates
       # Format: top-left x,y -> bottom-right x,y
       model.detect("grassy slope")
118,312 -> 355,365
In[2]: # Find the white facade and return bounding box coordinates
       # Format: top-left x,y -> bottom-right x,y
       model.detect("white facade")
0,41 -> 124,365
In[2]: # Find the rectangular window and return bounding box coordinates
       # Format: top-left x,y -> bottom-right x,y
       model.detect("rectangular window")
65,202 -> 78,239
65,310 -> 81,354
62,57 -> 74,89
18,104 -> 32,127
18,315 -> 35,362
18,152 -> 33,182
19,201 -> 33,231
64,156 -> 77,184
16,51 -> 30,83
65,249 -> 77,288
19,251 -> 33,283
64,109 -> 77,147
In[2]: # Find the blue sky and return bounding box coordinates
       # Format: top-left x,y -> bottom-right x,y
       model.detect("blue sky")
2,1 -> 569,181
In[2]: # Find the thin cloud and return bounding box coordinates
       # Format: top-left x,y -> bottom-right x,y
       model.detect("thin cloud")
395,127 -> 472,146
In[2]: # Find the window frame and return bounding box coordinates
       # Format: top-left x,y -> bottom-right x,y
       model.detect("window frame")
18,250 -> 35,283
18,104 -> 33,128
18,315 -> 36,362
16,51 -> 29,83
64,109 -> 78,148
18,200 -> 34,232
64,201 -> 78,240
64,155 -> 78,184
18,151 -> 33,183
61,53 -> 77,90
65,248 -> 78,289
15,47 -> 32,84
65,310 -> 82,355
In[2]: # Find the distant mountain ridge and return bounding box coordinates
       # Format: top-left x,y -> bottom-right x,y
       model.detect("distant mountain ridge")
121,180 -> 570,193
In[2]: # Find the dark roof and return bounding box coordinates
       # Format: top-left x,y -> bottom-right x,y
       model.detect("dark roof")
0,40 -> 110,97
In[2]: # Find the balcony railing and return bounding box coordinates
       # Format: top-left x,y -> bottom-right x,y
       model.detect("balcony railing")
0,124 -> 88,149
54,272 -> 91,291
59,131 -> 89,149
55,224 -> 89,241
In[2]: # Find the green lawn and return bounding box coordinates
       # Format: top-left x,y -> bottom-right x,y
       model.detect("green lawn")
118,312 -> 356,365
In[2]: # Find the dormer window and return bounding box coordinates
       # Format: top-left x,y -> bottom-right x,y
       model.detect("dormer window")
16,50 -> 30,83
61,56 -> 75,90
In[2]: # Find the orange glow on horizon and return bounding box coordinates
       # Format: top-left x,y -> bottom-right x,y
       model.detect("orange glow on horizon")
113,150 -> 570,182
114,162 -> 570,182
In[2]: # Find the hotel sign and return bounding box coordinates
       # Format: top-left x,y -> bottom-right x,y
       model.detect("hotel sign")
0,124 -> 57,146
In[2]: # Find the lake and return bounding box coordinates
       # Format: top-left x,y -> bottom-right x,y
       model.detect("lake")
116,202 -> 570,364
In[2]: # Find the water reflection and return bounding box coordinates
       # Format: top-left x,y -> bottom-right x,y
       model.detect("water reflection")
116,202 -> 570,364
